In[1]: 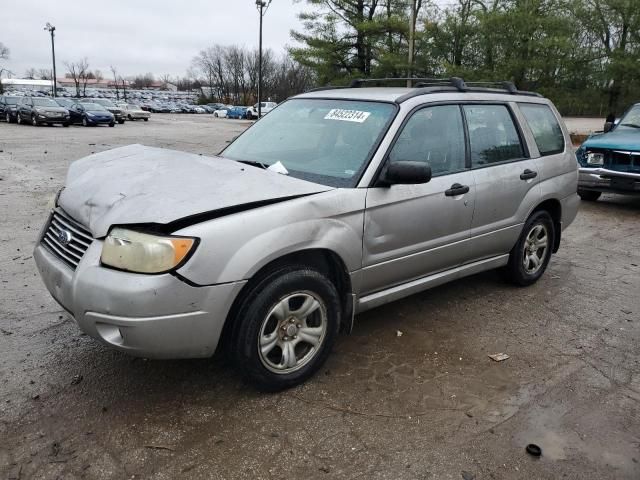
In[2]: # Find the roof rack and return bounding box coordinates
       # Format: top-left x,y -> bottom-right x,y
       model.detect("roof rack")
304,77 -> 541,101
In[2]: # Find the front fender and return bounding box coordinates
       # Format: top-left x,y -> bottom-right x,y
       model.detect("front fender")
174,189 -> 367,286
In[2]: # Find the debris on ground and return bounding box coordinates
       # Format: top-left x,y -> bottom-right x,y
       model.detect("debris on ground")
461,471 -> 475,480
526,443 -> 542,457
71,375 -> 83,385
488,353 -> 510,362
396,330 -> 403,337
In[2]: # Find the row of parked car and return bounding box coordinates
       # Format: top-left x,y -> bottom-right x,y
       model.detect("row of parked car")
0,94 -> 150,127
141,101 -> 277,120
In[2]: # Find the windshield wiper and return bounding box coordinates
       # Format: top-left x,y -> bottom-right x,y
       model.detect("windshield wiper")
235,159 -> 268,169
620,123 -> 640,129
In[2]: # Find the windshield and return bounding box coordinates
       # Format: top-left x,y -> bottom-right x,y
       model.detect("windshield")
221,99 -> 396,187
618,106 -> 640,129
5,97 -> 19,105
33,98 -> 58,107
83,103 -> 107,111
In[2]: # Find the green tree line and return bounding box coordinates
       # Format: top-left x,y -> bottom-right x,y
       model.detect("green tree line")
290,0 -> 640,116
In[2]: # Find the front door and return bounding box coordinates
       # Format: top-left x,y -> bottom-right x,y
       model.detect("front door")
361,104 -> 475,295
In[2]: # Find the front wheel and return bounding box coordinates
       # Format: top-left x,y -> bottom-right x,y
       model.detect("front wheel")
109,122 -> 115,127
118,119 -> 125,124
31,115 -> 38,126
232,267 -> 341,391
143,118 -> 148,121
5,112 -> 11,123
505,211 -> 554,286
82,117 -> 88,127
578,189 -> 601,202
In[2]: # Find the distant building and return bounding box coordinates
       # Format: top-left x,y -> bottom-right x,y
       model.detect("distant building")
1,78 -> 53,90
144,81 -> 178,91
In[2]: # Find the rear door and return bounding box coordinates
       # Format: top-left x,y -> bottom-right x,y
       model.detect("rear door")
463,103 -> 541,261
361,104 -> 475,295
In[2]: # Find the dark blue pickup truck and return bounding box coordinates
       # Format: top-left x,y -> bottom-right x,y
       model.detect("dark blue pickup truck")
576,103 -> 640,201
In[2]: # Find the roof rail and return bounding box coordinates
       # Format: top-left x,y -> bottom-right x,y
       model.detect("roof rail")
303,77 -> 542,101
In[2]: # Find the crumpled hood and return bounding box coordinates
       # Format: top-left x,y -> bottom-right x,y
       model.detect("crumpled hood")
583,129 -> 640,151
58,144 -> 332,237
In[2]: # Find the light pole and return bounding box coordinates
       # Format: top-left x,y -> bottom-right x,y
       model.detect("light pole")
44,23 -> 57,97
256,0 -> 272,118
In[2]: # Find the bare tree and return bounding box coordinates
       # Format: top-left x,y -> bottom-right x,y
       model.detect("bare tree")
159,74 -> 173,89
24,68 -> 37,79
110,65 -> 120,100
94,69 -> 104,85
0,42 -> 10,94
64,61 -> 82,97
37,68 -> 52,80
77,58 -> 90,96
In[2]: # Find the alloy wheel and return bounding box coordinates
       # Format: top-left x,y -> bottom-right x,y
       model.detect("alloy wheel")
522,224 -> 549,275
258,291 -> 328,374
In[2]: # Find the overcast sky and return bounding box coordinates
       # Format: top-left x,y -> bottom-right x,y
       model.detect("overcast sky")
2,0 -> 306,79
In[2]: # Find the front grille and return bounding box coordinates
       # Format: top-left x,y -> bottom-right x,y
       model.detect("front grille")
609,151 -> 640,173
41,210 -> 93,270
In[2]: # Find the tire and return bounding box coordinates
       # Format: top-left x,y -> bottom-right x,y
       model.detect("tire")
232,266 -> 341,391
17,114 -> 22,125
63,122 -> 69,127
214,113 -> 218,118
5,112 -> 10,123
143,118 -> 148,121
577,189 -> 601,202
118,119 -> 125,124
109,122 -> 115,127
82,117 -> 88,127
128,114 -> 133,120
31,115 -> 38,126
505,210 -> 555,286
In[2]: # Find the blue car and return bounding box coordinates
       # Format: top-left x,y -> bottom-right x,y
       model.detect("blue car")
576,103 -> 640,200
226,106 -> 249,119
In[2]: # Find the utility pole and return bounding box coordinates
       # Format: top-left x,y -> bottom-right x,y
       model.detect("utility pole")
407,0 -> 417,87
44,23 -> 57,97
256,0 -> 272,118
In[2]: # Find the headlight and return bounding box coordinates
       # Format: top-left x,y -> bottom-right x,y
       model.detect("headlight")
86,112 -> 94,117
586,152 -> 604,166
101,228 -> 197,274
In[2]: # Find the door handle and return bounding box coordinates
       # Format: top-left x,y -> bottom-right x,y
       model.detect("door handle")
445,183 -> 470,196
520,169 -> 538,180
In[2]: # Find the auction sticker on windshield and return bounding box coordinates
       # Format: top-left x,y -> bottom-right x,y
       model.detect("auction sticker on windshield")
324,109 -> 371,123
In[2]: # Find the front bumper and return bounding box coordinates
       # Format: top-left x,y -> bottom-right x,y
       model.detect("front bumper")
33,234 -> 246,359
86,116 -> 113,124
579,167 -> 640,194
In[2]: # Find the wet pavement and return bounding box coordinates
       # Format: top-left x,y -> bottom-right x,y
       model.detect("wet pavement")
1,115 -> 639,479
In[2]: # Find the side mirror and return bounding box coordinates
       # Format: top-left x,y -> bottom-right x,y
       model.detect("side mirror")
603,121 -> 614,133
381,161 -> 432,186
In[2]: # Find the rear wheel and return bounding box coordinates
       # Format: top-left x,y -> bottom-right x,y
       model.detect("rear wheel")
232,267 -> 341,391
505,211 -> 554,286
577,189 -> 601,202
143,118 -> 148,121
118,119 -> 125,124
63,122 -> 69,127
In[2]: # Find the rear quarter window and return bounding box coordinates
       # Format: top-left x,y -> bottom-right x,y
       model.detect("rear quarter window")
519,103 -> 565,156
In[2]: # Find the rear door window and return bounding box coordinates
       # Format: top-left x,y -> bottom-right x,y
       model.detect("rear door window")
463,104 -> 524,167
519,103 -> 565,156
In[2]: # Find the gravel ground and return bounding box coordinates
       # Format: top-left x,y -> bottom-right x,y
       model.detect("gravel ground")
1,114 -> 639,480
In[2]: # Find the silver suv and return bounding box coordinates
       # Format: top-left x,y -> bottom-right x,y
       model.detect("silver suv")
34,78 -> 579,390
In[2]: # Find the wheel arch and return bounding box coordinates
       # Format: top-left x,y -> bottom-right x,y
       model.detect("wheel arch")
531,198 -> 562,253
219,248 -> 354,354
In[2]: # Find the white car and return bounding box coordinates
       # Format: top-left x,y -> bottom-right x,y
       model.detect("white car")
214,105 -> 234,118
246,102 -> 277,119
121,103 -> 151,121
